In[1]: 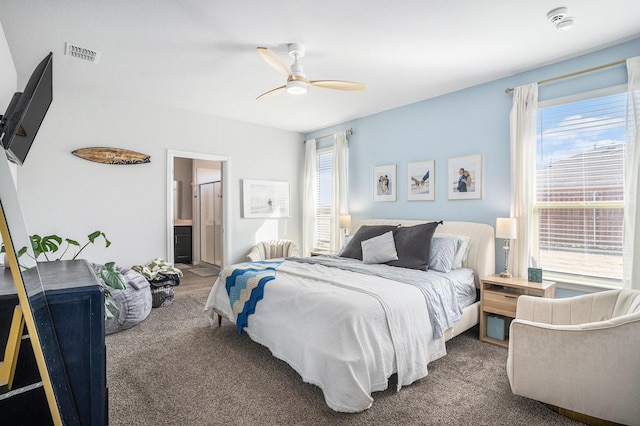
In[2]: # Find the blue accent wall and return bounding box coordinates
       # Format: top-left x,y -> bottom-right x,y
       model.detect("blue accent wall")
306,38 -> 640,275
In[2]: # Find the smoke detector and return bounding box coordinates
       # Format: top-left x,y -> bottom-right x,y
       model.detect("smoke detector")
547,7 -> 575,32
65,42 -> 101,63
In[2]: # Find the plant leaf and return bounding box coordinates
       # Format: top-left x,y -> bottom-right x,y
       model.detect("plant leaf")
30,235 -> 43,258
42,235 -> 62,252
104,295 -> 118,320
101,263 -> 126,290
65,238 -> 80,247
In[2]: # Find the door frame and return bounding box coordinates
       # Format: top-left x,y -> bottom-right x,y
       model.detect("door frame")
166,149 -> 230,268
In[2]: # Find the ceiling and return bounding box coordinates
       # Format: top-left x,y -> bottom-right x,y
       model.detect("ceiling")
1,1 -> 639,134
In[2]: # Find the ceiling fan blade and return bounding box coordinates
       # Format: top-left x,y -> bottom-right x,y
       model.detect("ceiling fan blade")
257,47 -> 292,78
309,80 -> 366,91
256,85 -> 287,100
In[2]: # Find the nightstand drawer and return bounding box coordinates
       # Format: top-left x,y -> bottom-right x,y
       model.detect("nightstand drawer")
483,290 -> 519,317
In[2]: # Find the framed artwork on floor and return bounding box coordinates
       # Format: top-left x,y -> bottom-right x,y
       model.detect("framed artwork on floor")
242,179 -> 290,218
373,164 -> 396,202
448,154 -> 482,200
407,160 -> 435,201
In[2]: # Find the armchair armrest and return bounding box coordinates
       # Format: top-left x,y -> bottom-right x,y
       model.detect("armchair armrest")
246,245 -> 263,262
287,243 -> 299,257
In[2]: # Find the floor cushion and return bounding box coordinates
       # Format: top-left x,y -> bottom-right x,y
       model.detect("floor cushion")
97,265 -> 152,335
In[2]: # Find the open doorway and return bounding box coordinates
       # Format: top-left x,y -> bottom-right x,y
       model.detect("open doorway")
166,150 -> 230,270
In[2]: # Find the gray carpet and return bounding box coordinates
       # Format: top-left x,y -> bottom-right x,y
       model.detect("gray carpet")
106,277 -> 581,426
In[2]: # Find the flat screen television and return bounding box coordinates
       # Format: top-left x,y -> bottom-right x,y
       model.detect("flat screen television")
0,52 -> 53,165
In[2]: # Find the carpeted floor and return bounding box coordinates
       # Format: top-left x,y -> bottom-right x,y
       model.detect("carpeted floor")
106,274 -> 581,426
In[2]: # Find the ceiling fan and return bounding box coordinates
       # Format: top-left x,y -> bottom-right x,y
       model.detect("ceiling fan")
256,43 -> 366,100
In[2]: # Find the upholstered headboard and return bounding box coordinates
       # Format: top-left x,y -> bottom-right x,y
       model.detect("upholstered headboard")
351,219 -> 495,288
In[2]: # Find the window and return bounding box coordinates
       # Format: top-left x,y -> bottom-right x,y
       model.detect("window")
314,147 -> 333,251
535,87 -> 627,286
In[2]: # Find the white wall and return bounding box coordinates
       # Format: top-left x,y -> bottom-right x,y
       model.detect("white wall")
0,20 -> 17,184
0,22 -> 16,111
0,28 -> 303,268
173,157 -> 193,220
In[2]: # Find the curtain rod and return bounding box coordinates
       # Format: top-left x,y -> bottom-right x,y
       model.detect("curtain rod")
504,59 -> 626,94
305,128 -> 352,142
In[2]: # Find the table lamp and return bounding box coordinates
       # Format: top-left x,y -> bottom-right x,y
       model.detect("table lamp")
496,218 -> 517,278
339,215 -> 352,236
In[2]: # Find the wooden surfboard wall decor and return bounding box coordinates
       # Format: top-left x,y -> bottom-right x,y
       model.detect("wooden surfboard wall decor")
72,147 -> 151,165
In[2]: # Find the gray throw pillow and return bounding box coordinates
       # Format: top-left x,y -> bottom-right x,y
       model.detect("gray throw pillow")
361,231 -> 399,264
339,225 -> 398,260
429,236 -> 458,273
387,221 -> 441,270
435,233 -> 472,269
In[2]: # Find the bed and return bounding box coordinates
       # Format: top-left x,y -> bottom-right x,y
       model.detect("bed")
204,219 -> 495,412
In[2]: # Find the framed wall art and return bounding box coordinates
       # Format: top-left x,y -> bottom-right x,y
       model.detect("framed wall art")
447,154 -> 482,200
242,179 -> 290,218
373,164 -> 396,202
407,160 -> 435,201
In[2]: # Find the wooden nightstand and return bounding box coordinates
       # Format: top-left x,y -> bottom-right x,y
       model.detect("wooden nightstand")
480,274 -> 556,348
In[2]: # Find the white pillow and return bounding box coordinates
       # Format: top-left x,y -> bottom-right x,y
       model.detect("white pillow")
361,231 -> 398,264
433,233 -> 471,269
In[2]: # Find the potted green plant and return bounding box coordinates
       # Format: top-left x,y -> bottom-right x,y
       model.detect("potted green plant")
29,231 -> 111,261
1,231 -> 125,319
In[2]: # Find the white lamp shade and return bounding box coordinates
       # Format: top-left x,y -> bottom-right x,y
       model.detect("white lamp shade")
339,214 -> 352,229
496,217 -> 517,239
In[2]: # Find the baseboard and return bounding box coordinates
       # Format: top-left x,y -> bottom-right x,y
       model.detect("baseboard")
542,403 -> 623,426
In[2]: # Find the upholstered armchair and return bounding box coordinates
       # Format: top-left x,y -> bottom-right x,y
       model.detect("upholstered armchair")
246,240 -> 299,262
507,289 -> 640,425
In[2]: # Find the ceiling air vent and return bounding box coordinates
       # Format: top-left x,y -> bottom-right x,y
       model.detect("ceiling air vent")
65,42 -> 100,63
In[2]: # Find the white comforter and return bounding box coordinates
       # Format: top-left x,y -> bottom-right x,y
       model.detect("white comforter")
204,259 -> 446,412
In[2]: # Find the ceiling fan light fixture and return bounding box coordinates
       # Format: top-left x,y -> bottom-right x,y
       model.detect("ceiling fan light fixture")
286,80 -> 307,95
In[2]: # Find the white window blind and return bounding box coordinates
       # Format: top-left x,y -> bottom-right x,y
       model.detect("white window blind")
535,90 -> 626,285
314,147 -> 333,251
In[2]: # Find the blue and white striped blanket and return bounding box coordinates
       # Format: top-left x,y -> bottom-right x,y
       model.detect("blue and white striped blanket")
222,260 -> 283,333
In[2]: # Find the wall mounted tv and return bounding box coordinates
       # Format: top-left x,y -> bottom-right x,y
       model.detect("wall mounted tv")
0,52 -> 53,165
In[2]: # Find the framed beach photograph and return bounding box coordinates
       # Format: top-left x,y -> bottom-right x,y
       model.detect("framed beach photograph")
242,179 -> 290,218
447,154 -> 482,200
407,160 -> 435,201
373,164 -> 396,202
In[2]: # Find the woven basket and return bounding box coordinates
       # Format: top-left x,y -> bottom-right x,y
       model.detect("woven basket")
150,285 -> 175,308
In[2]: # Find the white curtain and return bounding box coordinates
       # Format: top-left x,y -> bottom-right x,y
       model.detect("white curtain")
330,131 -> 349,253
624,57 -> 640,289
509,83 -> 538,278
302,139 -> 317,257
